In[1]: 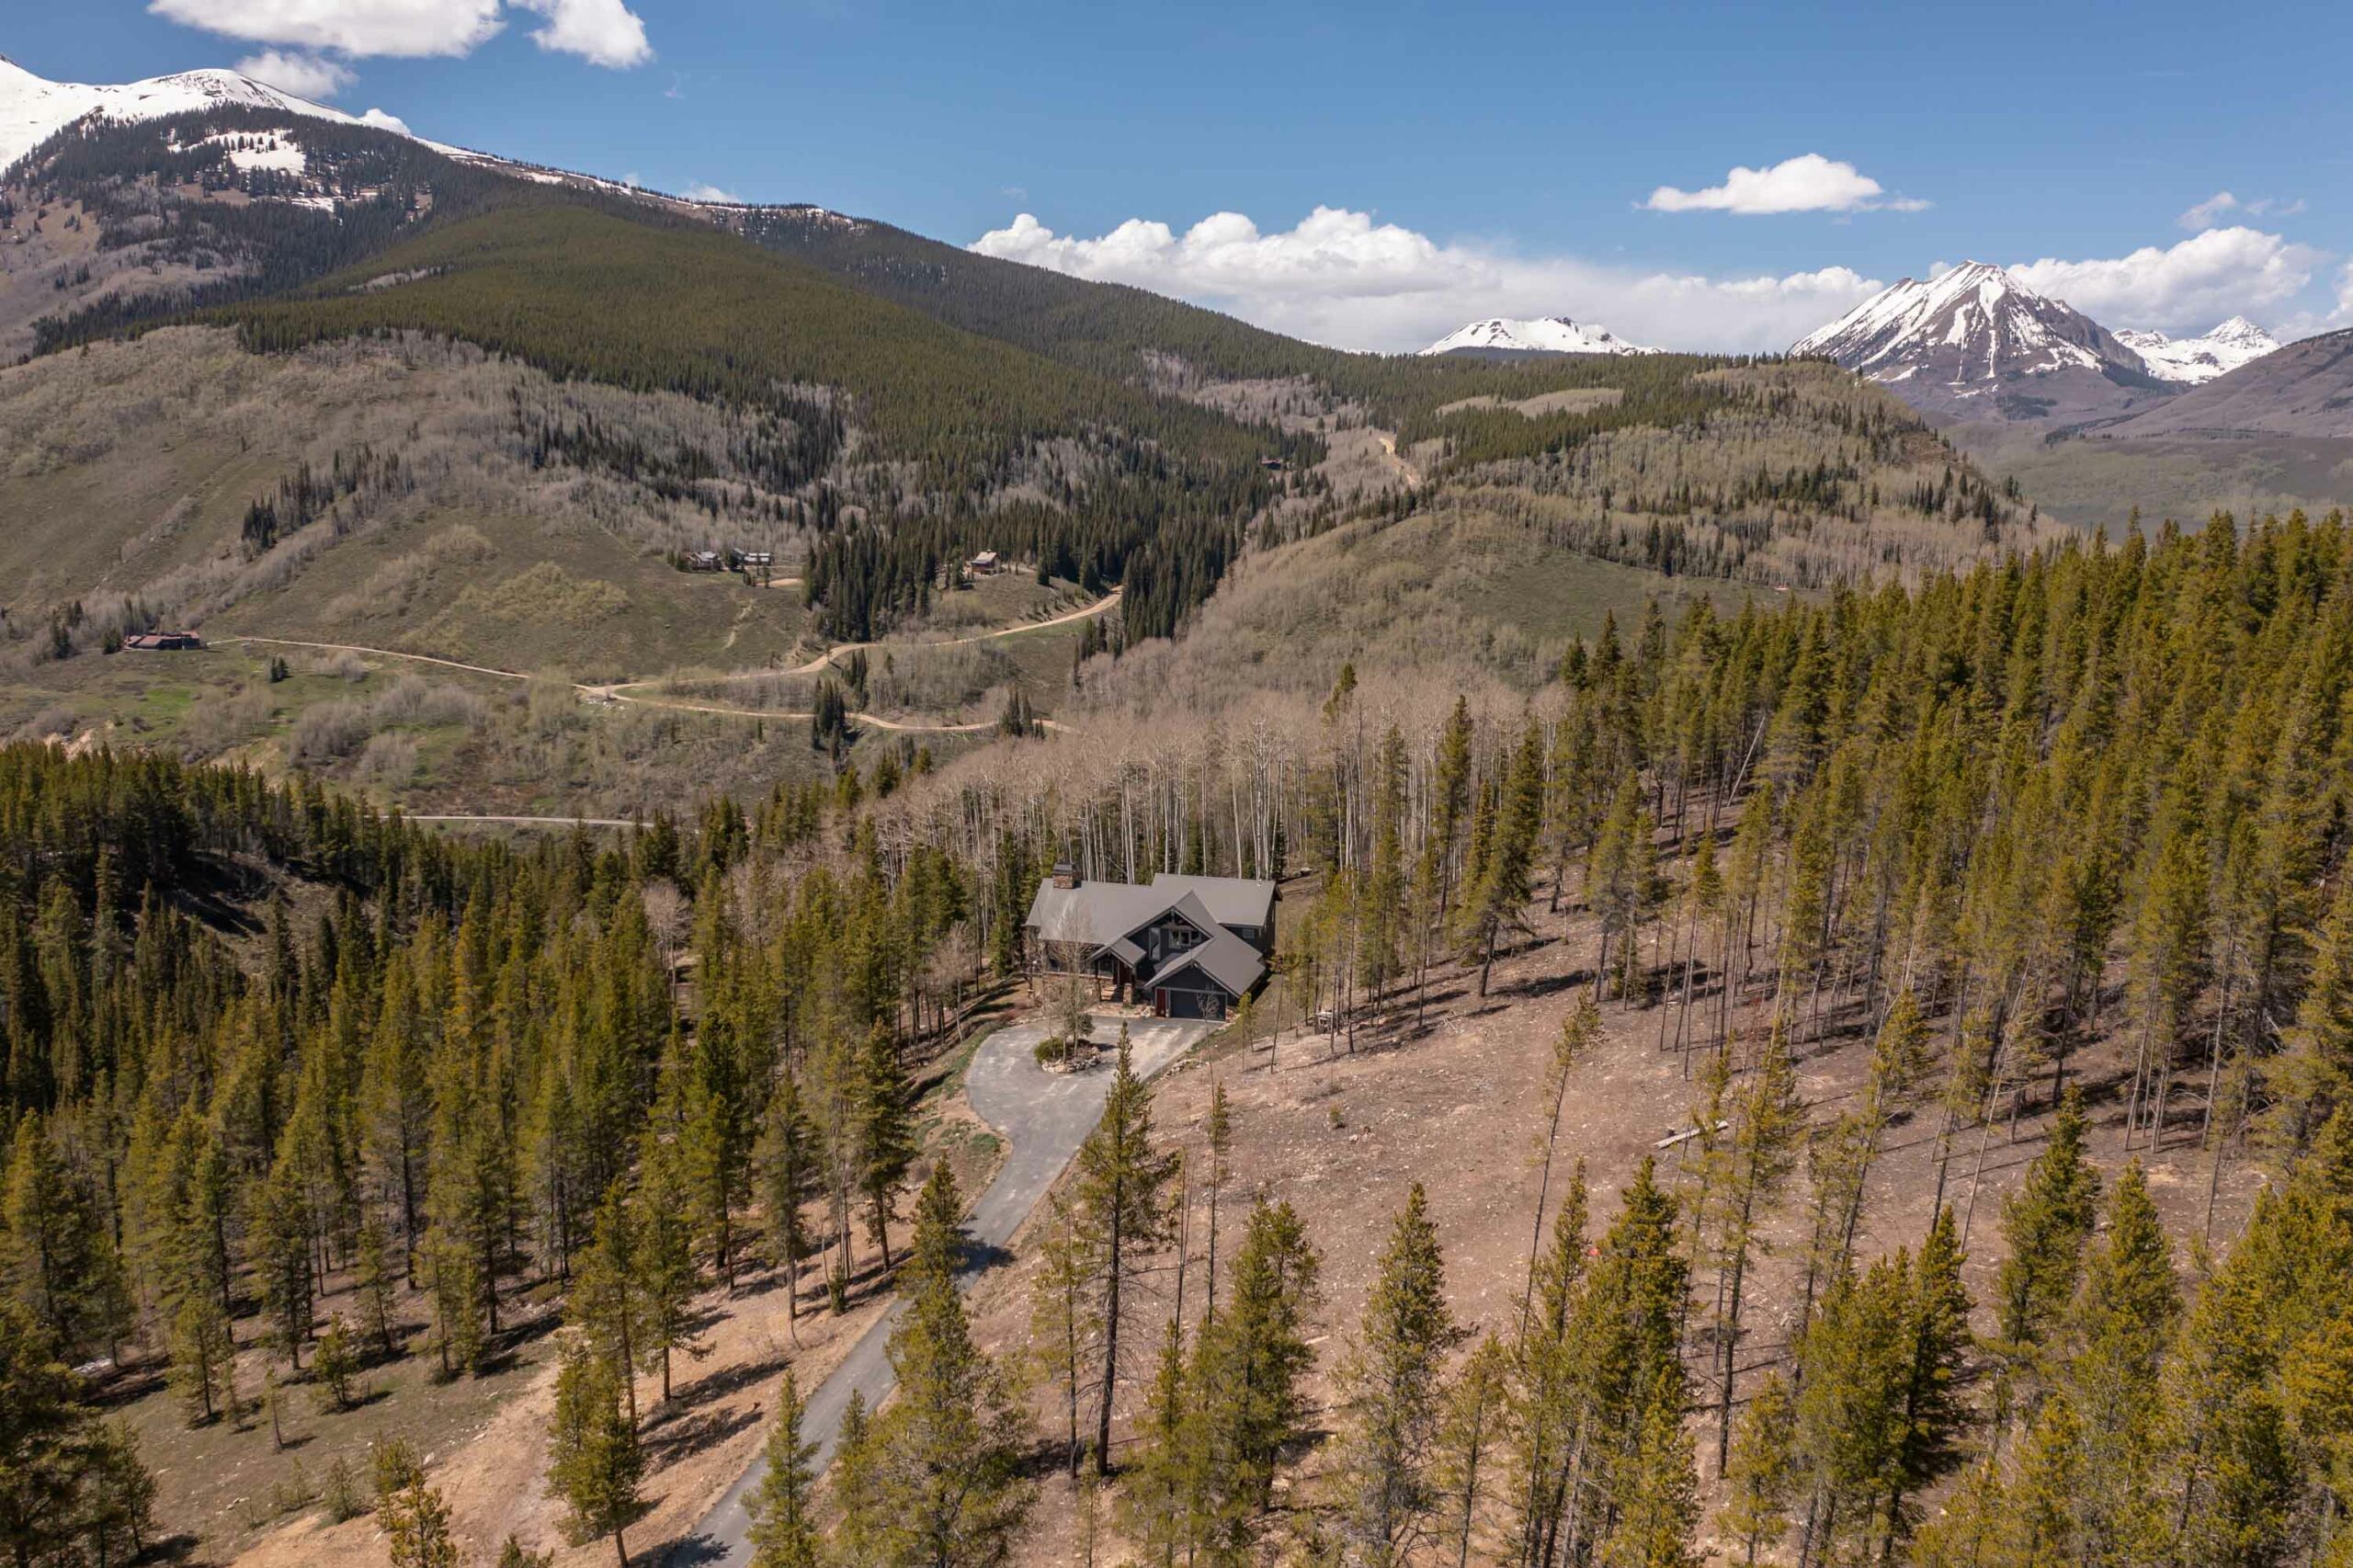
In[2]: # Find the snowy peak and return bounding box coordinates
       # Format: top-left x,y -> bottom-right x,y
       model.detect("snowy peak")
1421,315 -> 1660,358
1790,261 -> 2163,422
0,55 -> 407,174
2113,317 -> 2281,385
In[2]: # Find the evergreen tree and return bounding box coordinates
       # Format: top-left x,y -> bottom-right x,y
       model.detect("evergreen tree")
1328,1183 -> 1466,1565
547,1337 -> 648,1566
745,1369 -> 822,1568
1072,1028 -> 1179,1473
1719,1371 -> 1796,1566
0,1300 -> 90,1568
847,1165 -> 1033,1566
760,1067 -> 818,1334
1992,1089 -> 2100,1403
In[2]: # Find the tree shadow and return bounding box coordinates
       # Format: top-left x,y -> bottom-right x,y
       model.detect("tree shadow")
641,1404 -> 760,1469
653,1349 -> 791,1424
648,1530 -> 732,1567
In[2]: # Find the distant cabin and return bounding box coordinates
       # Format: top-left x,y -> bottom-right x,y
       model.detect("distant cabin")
123,631 -> 201,651
969,551 -> 1000,575
1259,457 -> 1289,472
1024,865 -> 1275,1020
738,550 -> 774,570
684,550 -> 725,572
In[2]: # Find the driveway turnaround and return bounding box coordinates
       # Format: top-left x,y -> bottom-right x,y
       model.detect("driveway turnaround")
674,1013 -> 1214,1565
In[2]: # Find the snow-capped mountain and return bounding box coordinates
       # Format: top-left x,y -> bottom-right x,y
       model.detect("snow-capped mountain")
0,54 -> 424,174
1790,261 -> 2171,423
1422,316 -> 1660,358
2113,317 -> 2280,386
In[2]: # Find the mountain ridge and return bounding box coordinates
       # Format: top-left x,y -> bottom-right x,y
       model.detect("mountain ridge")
1790,260 -> 2177,424
1420,315 -> 1660,358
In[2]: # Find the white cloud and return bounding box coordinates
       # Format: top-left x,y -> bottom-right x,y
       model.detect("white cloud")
2010,226 -> 2324,334
1644,153 -> 1927,215
971,207 -> 1882,353
357,108 -> 411,134
683,182 -> 741,204
152,0 -> 505,57
511,0 -> 653,68
2179,191 -> 2240,231
153,0 -> 649,66
234,48 -> 353,99
2180,191 -> 2308,231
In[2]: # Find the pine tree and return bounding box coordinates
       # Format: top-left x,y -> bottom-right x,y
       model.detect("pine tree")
1072,1027 -> 1179,1474
314,1314 -> 359,1412
3,1115 -> 130,1362
856,1025 -> 916,1272
1029,1194 -> 1101,1477
1719,1371 -> 1796,1566
1433,1332 -> 1510,1568
760,1067 -> 818,1334
1188,1197 -> 1321,1554
1329,1183 -> 1466,1565
167,1285 -> 237,1425
1884,1207 -> 1972,1549
248,1153 -> 314,1371
849,1165 -> 1033,1566
2067,1163 -> 2177,1567
1993,1088 -> 2100,1403
632,1132 -> 705,1403
77,1418 -> 157,1568
745,1369 -> 821,1568
0,1300 -> 90,1568
355,1204 -> 401,1359
383,1471 -> 461,1568
547,1337 -> 648,1566
1608,1367 -> 1701,1568
1462,722 -> 1547,997
1710,1021 -> 1808,1471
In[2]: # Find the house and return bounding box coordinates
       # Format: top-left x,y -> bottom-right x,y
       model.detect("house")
122,631 -> 202,651
968,550 -> 999,575
738,550 -> 773,571
1024,864 -> 1275,1020
684,550 -> 725,572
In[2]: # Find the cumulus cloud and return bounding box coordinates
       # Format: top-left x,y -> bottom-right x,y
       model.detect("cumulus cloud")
152,0 -> 505,57
234,48 -> 353,99
1644,153 -> 1927,215
2178,191 -> 2307,231
683,182 -> 742,204
511,0 -> 653,68
153,0 -> 649,66
2010,226 -> 2324,334
971,207 -> 1882,353
357,107 -> 411,134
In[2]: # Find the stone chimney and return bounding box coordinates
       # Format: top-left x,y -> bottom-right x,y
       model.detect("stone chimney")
1052,859 -> 1079,890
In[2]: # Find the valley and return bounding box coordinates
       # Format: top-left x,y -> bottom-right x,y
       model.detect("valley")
1,40 -> 2352,1568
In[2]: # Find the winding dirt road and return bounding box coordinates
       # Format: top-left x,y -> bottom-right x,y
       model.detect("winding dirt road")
231,633 -> 1071,734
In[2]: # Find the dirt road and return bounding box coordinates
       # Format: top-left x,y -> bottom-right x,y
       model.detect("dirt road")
779,585 -> 1121,676
231,636 -> 1067,734
670,1012 -> 1214,1566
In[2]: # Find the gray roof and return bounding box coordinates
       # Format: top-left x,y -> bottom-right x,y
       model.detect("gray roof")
1024,879 -> 1168,946
1155,929 -> 1267,998
1024,874 -> 1275,1001
1145,874 -> 1276,929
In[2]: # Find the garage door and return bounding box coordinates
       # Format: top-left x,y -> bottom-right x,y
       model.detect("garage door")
1164,988 -> 1226,1020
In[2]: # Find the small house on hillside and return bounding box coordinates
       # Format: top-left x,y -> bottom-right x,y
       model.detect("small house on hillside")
1024,864 -> 1275,1020
684,550 -> 725,572
969,550 -> 1000,575
123,631 -> 202,651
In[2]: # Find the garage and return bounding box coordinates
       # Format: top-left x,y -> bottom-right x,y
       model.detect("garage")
1156,984 -> 1228,1021
1152,956 -> 1235,1019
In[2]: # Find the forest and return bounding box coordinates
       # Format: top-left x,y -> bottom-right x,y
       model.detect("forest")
5,506 -> 2353,1566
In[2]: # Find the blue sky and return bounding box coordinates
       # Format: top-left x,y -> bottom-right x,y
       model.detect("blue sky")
11,0 -> 2350,350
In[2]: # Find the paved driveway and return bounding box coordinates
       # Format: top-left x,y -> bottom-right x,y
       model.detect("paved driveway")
674,1013 -> 1213,1564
